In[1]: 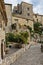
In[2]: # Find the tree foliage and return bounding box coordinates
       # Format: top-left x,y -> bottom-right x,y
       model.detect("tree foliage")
34,22 -> 42,35
6,32 -> 29,44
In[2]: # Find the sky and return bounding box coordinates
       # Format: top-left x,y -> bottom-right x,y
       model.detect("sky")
4,0 -> 43,15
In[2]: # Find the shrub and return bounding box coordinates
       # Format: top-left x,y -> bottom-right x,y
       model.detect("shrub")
6,32 -> 29,44
27,26 -> 32,33
7,33 -> 15,42
18,35 -> 27,44
20,31 -> 29,39
34,22 -> 42,34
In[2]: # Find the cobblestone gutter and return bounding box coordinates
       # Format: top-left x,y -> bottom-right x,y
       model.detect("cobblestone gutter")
0,44 -> 31,65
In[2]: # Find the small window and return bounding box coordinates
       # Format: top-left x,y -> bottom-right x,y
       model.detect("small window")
37,19 -> 38,22
15,10 -> 18,13
35,14 -> 37,18
14,19 -> 18,21
11,23 -> 16,29
19,11 -> 22,14
27,8 -> 29,10
27,13 -> 30,16
15,10 -> 17,13
26,19 -> 28,23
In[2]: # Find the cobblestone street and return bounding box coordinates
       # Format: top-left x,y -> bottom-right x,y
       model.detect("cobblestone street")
11,43 -> 43,65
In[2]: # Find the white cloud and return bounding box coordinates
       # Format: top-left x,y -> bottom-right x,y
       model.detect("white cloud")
21,0 -> 43,15
4,0 -> 43,15
33,0 -> 43,15
4,0 -> 18,6
21,0 -> 32,3
4,0 -> 18,9
33,5 -> 43,15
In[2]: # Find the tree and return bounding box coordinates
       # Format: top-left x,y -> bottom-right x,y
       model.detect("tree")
34,22 -> 43,41
34,22 -> 42,34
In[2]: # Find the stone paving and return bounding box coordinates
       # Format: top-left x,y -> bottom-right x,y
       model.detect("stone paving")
5,47 -> 19,58
11,43 -> 43,65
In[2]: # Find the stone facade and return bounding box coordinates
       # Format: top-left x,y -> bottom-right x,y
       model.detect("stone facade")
12,16 -> 34,31
12,2 -> 34,42
13,2 -> 43,25
0,0 -> 7,64
12,16 -> 34,42
12,2 -> 43,42
5,4 -> 12,33
13,2 -> 33,20
33,14 -> 43,25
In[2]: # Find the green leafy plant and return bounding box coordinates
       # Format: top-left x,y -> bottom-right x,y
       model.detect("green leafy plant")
20,31 -> 29,39
27,26 -> 32,33
6,32 -> 29,44
34,22 -> 42,34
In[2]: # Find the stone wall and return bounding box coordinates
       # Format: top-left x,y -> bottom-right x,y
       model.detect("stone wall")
0,29 -> 5,64
0,1 -> 7,63
5,4 -> 12,33
12,16 -> 34,30
1,44 -> 31,65
33,14 -> 43,25
13,2 -> 33,20
21,2 -> 33,20
42,16 -> 43,25
12,16 -> 34,41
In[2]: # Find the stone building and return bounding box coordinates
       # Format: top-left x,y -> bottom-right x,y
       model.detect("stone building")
33,13 -> 43,25
5,3 -> 12,33
13,2 -> 34,30
13,2 -> 43,25
12,16 -> 33,31
4,2 -> 43,42
0,0 -> 7,63
12,2 -> 43,42
12,16 -> 33,41
13,2 -> 33,20
12,2 -> 34,42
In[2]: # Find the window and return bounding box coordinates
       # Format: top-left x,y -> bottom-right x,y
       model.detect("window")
14,19 -> 18,21
27,13 -> 30,16
26,19 -> 28,23
35,14 -> 37,18
27,8 -> 29,10
11,23 -> 16,30
19,11 -> 22,14
37,19 -> 38,22
15,10 -> 18,13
